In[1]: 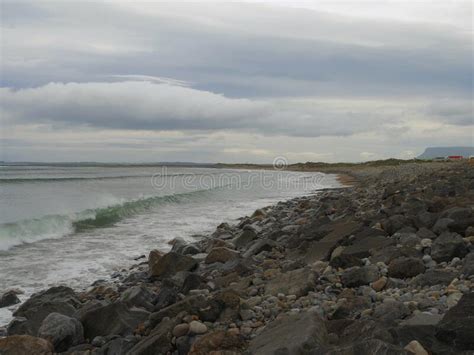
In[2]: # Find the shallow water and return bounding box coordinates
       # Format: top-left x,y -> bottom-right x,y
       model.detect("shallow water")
0,165 -> 338,325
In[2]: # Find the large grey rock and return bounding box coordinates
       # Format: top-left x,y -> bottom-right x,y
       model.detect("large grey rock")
326,339 -> 408,355
342,235 -> 394,259
242,239 -> 276,258
265,268 -> 316,297
248,311 -> 328,354
37,312 -> 84,352
149,294 -> 208,327
9,286 -> 80,336
432,218 -> 454,235
341,265 -> 380,288
388,257 -> 425,279
120,285 -> 155,312
431,232 -> 468,262
411,270 -> 458,287
80,302 -> 149,339
0,291 -> 20,308
205,247 -> 239,264
234,228 -> 257,249
0,335 -> 54,354
127,318 -> 177,355
149,252 -> 198,277
373,300 -> 410,324
436,292 -> 474,350
461,252 -> 474,276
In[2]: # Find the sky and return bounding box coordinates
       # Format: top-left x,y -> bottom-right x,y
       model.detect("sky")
0,0 -> 472,163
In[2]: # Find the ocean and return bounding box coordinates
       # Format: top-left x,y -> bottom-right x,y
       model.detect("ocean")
0,164 -> 338,325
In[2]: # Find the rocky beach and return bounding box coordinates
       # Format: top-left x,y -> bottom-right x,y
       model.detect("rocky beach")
1,161 -> 473,355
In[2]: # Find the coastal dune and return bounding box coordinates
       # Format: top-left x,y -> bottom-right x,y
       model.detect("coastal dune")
0,161 -> 473,354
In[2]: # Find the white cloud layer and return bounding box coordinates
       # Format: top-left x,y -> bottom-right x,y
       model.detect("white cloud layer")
0,1 -> 472,162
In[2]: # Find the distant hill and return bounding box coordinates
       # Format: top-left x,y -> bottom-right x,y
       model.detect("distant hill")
418,147 -> 474,159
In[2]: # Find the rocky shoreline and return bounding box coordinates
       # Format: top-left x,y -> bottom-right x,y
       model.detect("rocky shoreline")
1,161 -> 473,354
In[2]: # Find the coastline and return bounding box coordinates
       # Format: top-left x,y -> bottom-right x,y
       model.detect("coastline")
1,161 -> 473,354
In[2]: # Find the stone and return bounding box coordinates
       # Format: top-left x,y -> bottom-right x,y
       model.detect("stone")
248,311 -> 328,354
371,277 -> 388,292
188,320 -> 207,335
154,287 -> 178,311
173,323 -> 189,337
149,251 -> 198,277
205,247 -> 240,264
37,313 -> 84,352
329,254 -> 364,269
0,335 -> 54,355
388,257 -> 425,279
10,286 -> 80,336
417,227 -> 437,240
400,313 -> 442,327
341,265 -> 380,288
182,244 -> 201,255
188,330 -> 245,354
432,218 -> 454,234
120,285 -> 155,311
148,249 -> 163,274
0,290 -> 20,308
404,340 -> 429,355
373,300 -> 410,324
97,337 -> 137,354
326,339 -> 407,355
411,269 -> 458,287
128,317 -> 177,355
461,252 -> 474,276
242,239 -> 276,258
436,292 -> 474,350
431,232 -> 468,262
234,229 -> 257,249
265,268 -> 316,297
149,294 -> 208,327
382,215 -> 411,235
80,301 -> 149,339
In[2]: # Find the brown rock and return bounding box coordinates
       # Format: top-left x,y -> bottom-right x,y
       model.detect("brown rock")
0,335 -> 54,355
148,249 -> 163,275
188,330 -> 245,355
172,323 -> 189,338
205,247 -> 240,264
404,340 -> 429,355
371,277 -> 387,292
149,252 -> 197,277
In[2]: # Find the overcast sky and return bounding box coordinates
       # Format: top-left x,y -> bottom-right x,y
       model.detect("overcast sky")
1,0 -> 472,163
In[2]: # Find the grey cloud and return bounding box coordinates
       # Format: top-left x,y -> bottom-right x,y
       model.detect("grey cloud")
1,81 -> 397,137
1,2 -> 471,98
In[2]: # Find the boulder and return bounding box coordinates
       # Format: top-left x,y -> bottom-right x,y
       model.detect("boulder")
148,249 -> 163,275
341,265 -> 380,288
205,247 -> 239,264
128,317 -> 177,355
234,229 -> 257,249
411,270 -> 458,287
149,252 -> 197,277
37,312 -> 84,352
0,290 -> 20,308
436,292 -> 474,350
373,300 -> 410,324
242,239 -> 276,258
80,302 -> 149,339
120,285 -> 155,312
9,286 -> 80,336
388,257 -> 425,279
431,232 -> 468,262
97,337 -> 137,354
326,339 -> 408,354
149,294 -> 208,327
342,235 -> 394,259
265,268 -> 316,297
382,215 -> 411,235
461,252 -> 474,276
248,311 -> 328,354
404,340 -> 429,355
189,330 -> 245,354
432,218 -> 454,234
0,335 -> 54,355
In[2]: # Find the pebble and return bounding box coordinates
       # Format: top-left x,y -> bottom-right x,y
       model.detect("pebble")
188,320 -> 207,335
173,323 -> 189,337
